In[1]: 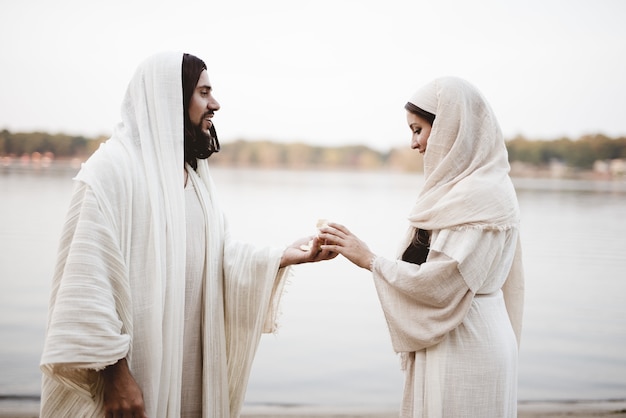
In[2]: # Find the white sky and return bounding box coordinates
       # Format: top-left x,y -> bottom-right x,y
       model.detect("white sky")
1,0 -> 625,150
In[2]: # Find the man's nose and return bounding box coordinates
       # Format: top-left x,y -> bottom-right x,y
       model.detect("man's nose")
209,97 -> 220,111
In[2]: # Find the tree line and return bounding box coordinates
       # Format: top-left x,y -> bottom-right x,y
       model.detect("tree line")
0,130 -> 106,160
506,134 -> 626,170
1,129 -> 625,172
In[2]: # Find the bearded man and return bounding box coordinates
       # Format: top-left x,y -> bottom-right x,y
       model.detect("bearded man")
40,52 -> 335,418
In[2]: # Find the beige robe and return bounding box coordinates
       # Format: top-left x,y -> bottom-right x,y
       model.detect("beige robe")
373,228 -> 522,417
375,76 -> 525,417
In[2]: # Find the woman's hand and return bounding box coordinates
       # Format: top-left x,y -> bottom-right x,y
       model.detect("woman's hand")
101,358 -> 148,418
280,235 -> 338,268
319,222 -> 375,270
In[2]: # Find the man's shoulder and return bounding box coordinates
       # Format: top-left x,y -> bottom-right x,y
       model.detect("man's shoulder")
76,139 -> 137,198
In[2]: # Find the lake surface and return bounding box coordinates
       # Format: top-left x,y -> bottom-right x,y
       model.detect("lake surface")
1,167 -> 625,408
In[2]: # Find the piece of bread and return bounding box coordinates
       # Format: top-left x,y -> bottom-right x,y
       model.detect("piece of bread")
299,219 -> 330,251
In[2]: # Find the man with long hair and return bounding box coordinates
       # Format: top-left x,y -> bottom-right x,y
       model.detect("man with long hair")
40,52 -> 335,417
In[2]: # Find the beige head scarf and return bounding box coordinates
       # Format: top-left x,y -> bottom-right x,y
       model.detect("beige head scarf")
407,76 -> 519,231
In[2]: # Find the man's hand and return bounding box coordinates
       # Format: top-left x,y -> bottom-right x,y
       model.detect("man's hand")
101,358 -> 148,418
280,235 -> 338,267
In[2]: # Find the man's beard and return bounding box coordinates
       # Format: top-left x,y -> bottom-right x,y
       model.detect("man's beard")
184,119 -> 220,169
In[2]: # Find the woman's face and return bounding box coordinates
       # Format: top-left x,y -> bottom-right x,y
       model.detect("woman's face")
407,111 -> 432,154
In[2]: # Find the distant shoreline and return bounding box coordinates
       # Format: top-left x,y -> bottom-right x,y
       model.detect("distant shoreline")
1,398 -> 625,418
1,158 -> 626,182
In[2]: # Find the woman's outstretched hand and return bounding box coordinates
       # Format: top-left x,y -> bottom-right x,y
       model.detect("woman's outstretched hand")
319,222 -> 375,270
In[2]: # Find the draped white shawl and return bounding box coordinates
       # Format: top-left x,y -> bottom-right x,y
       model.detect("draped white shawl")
402,76 -> 524,344
40,52 -> 288,417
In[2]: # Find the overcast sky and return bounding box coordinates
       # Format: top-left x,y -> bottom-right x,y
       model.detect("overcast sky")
1,0 -> 625,150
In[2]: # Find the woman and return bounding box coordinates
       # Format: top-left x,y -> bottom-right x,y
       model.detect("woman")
320,77 -> 524,417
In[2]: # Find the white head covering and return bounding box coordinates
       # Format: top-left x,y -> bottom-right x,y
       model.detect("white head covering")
407,76 -> 519,231
40,51 -> 188,416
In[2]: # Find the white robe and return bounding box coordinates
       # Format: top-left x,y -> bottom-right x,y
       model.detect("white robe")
182,177 -> 207,417
39,162 -> 289,418
39,52 -> 289,417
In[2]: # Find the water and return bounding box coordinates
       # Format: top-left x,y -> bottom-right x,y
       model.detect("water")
1,167 -> 625,407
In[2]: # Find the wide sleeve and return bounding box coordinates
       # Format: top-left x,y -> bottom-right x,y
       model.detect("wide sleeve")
222,224 -> 290,336
40,182 -> 131,397
222,226 -> 291,416
372,227 -> 518,353
371,250 -> 473,352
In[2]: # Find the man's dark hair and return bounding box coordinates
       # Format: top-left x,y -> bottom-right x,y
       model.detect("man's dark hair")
182,53 -> 220,170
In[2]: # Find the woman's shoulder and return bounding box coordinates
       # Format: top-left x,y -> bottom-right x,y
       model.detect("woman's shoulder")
432,226 -> 516,255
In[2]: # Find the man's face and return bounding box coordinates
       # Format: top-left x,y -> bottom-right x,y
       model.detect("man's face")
188,70 -> 220,135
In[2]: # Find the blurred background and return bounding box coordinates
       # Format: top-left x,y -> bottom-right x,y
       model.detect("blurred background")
1,0 -> 625,411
